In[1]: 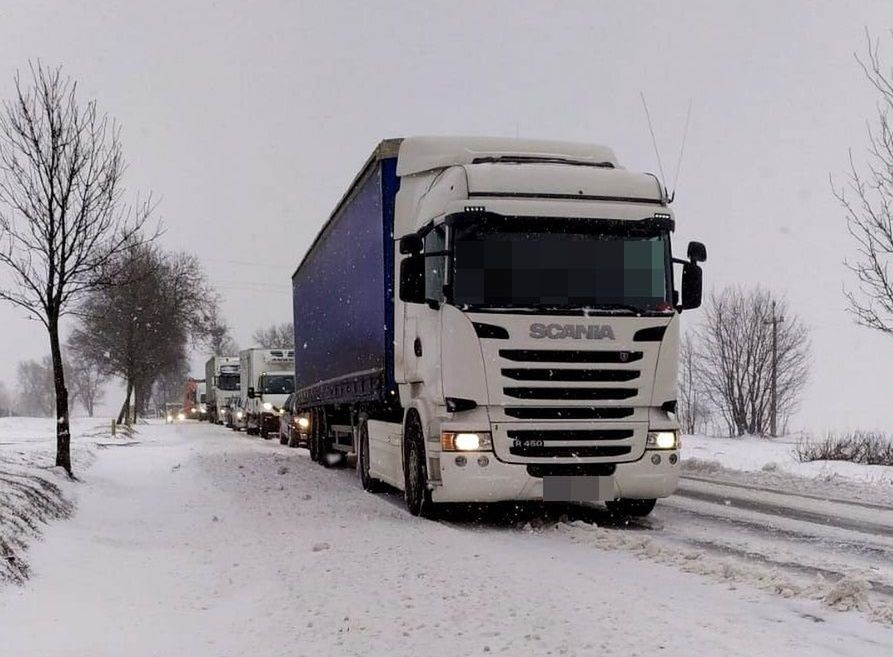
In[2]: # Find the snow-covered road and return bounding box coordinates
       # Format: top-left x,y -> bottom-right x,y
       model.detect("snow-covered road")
2,420 -> 892,656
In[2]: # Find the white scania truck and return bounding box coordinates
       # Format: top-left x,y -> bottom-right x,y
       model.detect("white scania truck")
205,356 -> 240,425
291,137 -> 706,517
239,348 -> 295,438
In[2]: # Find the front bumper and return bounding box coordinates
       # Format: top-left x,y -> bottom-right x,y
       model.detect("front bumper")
432,449 -> 679,503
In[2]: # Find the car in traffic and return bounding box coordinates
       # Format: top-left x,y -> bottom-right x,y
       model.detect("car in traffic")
278,392 -> 309,448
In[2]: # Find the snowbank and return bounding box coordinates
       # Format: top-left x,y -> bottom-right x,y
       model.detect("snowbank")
0,417 -> 101,584
683,434 -> 893,487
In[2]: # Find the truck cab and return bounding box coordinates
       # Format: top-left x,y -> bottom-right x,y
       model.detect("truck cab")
240,348 -> 296,439
392,138 -> 704,516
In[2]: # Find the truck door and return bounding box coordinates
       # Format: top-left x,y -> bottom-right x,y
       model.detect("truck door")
402,225 -> 445,392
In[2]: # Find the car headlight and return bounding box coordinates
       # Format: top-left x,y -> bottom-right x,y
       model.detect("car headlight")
646,431 -> 679,449
166,415 -> 172,422
263,402 -> 273,411
177,412 -> 186,422
296,417 -> 310,429
441,431 -> 493,451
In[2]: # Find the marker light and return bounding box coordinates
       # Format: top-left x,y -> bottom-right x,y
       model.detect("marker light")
646,431 -> 678,450
441,432 -> 493,452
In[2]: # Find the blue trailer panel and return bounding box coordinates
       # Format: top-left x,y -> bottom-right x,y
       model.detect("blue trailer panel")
292,141 -> 401,406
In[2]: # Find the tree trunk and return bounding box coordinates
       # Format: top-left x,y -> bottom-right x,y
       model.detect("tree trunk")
117,379 -> 133,425
49,315 -> 73,477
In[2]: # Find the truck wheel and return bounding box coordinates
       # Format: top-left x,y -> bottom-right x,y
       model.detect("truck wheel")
605,498 -> 657,517
357,417 -> 383,493
311,408 -> 326,464
404,415 -> 437,518
287,431 -> 299,448
279,430 -> 288,445
260,425 -> 270,439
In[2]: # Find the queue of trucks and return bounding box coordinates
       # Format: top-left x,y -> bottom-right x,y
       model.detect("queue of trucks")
188,136 -> 707,519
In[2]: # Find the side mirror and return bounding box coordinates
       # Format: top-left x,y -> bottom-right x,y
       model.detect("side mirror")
687,241 -> 707,263
681,262 -> 703,310
247,387 -> 256,399
399,255 -> 425,303
399,233 -> 423,255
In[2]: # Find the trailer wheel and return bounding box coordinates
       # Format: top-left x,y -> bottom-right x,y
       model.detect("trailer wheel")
605,498 -> 657,517
309,409 -> 320,462
403,414 -> 437,518
357,417 -> 383,493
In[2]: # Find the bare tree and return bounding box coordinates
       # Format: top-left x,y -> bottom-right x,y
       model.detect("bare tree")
0,380 -> 11,414
834,31 -> 893,336
695,286 -> 810,437
0,64 -> 151,475
67,356 -> 106,417
677,332 -> 710,435
251,322 -> 294,349
69,242 -> 216,424
15,357 -> 55,417
206,306 -> 238,356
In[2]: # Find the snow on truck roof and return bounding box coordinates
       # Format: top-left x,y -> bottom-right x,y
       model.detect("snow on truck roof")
395,136 -> 620,176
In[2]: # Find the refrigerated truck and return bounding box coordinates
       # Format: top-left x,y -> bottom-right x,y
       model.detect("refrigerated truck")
205,356 -> 240,425
239,348 -> 295,438
291,136 -> 706,518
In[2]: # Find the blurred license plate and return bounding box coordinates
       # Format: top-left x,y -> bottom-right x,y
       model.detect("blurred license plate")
543,476 -> 613,502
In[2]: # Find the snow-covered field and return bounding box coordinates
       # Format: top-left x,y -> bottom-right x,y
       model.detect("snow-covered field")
1,419 -> 892,656
684,433 -> 893,488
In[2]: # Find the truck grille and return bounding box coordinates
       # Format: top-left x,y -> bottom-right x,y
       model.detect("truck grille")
499,349 -> 643,363
503,387 -> 637,400
503,407 -> 634,420
501,368 -> 639,382
508,429 -> 634,458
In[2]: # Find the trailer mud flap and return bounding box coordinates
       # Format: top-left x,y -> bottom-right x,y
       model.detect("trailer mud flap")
543,476 -> 614,502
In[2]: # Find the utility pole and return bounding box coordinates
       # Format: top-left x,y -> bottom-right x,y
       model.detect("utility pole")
763,301 -> 785,437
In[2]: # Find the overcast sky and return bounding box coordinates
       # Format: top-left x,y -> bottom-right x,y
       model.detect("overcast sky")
0,0 -> 891,431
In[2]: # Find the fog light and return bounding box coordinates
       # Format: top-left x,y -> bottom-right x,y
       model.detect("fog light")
651,453 -> 662,465
669,453 -> 678,465
477,455 -> 490,467
455,455 -> 467,467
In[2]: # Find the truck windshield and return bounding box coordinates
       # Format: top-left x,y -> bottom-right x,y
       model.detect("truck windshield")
450,219 -> 671,312
262,375 -> 294,395
218,373 -> 240,391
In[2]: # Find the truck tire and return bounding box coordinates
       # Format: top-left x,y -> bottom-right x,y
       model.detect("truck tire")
287,430 -> 299,448
357,417 -> 383,493
403,414 -> 437,518
605,498 -> 657,517
309,410 -> 319,462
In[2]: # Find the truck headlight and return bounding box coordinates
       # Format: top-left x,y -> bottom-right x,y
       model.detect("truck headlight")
236,411 -> 243,420
296,416 -> 310,429
177,412 -> 186,422
263,402 -> 273,411
646,431 -> 679,449
441,432 -> 493,451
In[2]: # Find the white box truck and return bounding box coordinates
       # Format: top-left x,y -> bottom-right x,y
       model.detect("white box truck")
291,137 -> 706,518
205,356 -> 240,425
239,348 -> 295,438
